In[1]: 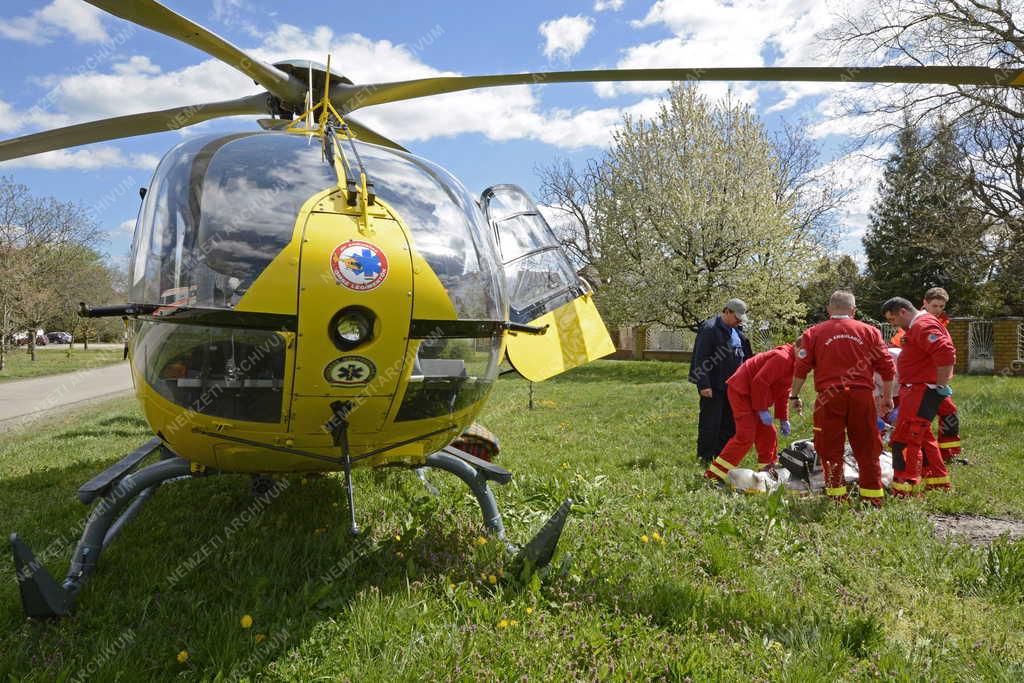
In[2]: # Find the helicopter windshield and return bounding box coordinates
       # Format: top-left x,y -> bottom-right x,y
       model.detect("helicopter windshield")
129,132 -> 506,322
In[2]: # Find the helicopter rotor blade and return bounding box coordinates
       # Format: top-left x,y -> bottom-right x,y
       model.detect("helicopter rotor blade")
85,0 -> 306,105
334,66 -> 1024,112
344,117 -> 408,152
0,93 -> 271,162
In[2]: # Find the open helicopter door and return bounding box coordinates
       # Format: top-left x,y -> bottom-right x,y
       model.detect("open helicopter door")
481,184 -> 615,382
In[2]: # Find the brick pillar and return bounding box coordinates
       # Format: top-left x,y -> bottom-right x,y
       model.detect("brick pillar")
608,326 -> 621,350
632,325 -> 647,360
947,317 -> 970,376
993,318 -> 1023,375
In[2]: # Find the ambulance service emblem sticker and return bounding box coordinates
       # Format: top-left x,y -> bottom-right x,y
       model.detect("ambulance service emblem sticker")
330,240 -> 389,291
324,356 -> 377,386
928,333 -> 939,343
797,348 -> 808,359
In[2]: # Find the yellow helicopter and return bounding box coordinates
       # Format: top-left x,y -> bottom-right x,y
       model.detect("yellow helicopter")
5,0 -> 1021,618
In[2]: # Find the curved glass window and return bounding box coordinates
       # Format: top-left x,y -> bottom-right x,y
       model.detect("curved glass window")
355,143 -> 506,322
132,320 -> 287,423
482,185 -> 581,324
130,133 -> 337,308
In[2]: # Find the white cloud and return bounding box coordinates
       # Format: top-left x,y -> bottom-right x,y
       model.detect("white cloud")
539,15 -> 595,62
211,0 -> 266,39
115,218 -> 137,234
595,0 -> 878,111
0,147 -> 159,170
594,0 -> 625,11
0,0 -> 108,44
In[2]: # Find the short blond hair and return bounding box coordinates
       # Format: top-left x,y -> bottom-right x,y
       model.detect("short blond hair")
829,290 -> 856,311
924,287 -> 949,302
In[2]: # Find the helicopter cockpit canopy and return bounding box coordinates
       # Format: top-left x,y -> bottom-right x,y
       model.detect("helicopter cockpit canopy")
129,132 -> 505,320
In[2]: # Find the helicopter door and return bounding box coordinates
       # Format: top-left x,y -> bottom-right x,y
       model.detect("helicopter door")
481,184 -> 614,382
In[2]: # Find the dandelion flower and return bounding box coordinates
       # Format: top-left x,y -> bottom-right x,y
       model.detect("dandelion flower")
498,619 -> 509,629
449,583 -> 456,591
526,607 -> 534,615
255,634 -> 266,645
394,534 -> 401,542
510,620 -> 519,626
240,614 -> 253,629
652,531 -> 662,542
488,574 -> 497,585
176,650 -> 189,664
641,534 -> 650,544
476,536 -> 487,546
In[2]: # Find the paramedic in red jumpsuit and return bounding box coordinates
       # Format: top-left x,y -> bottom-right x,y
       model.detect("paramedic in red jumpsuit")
704,343 -> 797,483
790,291 -> 895,505
881,297 -> 956,496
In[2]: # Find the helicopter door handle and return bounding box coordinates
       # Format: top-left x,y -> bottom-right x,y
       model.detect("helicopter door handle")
504,322 -> 549,335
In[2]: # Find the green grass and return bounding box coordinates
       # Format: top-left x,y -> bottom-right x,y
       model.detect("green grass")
1,361 -> 1024,681
0,347 -> 125,382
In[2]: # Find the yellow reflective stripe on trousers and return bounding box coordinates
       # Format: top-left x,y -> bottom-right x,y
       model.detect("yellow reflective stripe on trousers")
708,463 -> 729,480
714,457 -> 736,472
925,476 -> 951,486
938,440 -> 961,448
825,486 -> 847,497
891,481 -> 914,492
859,488 -> 884,498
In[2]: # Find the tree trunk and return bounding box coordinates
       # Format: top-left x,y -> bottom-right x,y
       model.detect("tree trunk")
84,331 -> 89,352
28,332 -> 36,361
0,341 -> 5,371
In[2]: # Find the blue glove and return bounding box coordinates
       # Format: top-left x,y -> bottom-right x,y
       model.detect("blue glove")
757,410 -> 773,426
886,408 -> 899,424
877,417 -> 887,432
935,384 -> 953,397
779,420 -> 791,436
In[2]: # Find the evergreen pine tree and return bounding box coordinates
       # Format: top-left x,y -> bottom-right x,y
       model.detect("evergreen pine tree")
862,119 -> 987,315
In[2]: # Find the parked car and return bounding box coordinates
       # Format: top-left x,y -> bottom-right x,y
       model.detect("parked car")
13,330 -> 47,346
46,331 -> 73,344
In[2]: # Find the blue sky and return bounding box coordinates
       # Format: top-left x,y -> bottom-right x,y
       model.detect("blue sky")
0,0 -> 886,270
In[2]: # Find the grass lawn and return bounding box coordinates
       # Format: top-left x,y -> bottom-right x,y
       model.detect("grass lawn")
2,361 -> 1024,681
0,347 -> 125,382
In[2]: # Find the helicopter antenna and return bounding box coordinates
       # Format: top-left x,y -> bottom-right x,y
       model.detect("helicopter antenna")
306,62 -> 314,131
282,55 -> 375,227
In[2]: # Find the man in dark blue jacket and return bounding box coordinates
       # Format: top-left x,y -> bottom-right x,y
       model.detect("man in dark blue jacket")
689,298 -> 754,464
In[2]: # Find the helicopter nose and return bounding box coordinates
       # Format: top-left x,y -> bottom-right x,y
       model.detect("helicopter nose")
289,206 -> 414,438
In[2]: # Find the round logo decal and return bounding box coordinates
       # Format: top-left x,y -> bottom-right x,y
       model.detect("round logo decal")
324,356 -> 377,386
330,240 -> 389,291
928,333 -> 939,343
797,348 -> 808,359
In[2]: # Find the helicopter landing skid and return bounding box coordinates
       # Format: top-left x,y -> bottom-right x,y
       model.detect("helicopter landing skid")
11,447 -> 200,619
424,447 -> 573,576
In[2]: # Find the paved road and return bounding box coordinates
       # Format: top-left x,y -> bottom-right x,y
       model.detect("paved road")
0,361 -> 134,430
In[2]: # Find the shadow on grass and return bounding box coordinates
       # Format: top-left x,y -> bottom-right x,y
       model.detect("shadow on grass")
0,459 -> 493,680
540,361 -> 691,386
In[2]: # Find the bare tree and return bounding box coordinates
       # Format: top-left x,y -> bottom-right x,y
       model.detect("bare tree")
823,0 -> 1024,310
0,177 -> 105,362
535,158 -> 605,270
771,118 -> 849,249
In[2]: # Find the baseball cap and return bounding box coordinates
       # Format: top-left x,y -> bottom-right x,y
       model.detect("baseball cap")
724,298 -> 749,324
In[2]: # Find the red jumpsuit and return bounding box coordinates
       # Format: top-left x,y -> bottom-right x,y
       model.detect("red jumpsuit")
893,314 -> 961,460
795,317 -> 895,504
705,345 -> 794,482
890,313 -> 956,495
